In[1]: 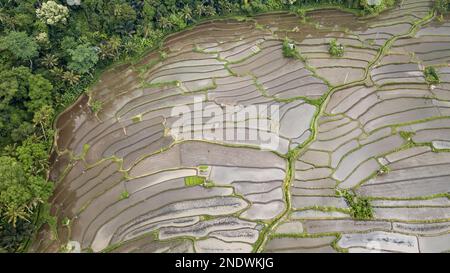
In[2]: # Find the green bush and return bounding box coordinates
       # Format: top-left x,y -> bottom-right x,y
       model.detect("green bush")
90,100 -> 103,114
378,165 -> 391,175
119,191 -> 129,200
329,39 -> 344,57
424,66 -> 440,84
435,0 -> 450,15
282,38 -> 297,58
399,131 -> 415,142
339,189 -> 373,220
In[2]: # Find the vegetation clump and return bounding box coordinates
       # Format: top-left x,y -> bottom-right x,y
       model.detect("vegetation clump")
0,32 -> 39,62
424,66 -> 440,84
203,181 -> 215,188
338,189 -> 373,220
119,191 -> 129,200
90,100 -> 103,114
329,39 -> 344,57
0,155 -> 53,229
435,0 -> 450,15
282,38 -> 298,58
67,44 -> 99,75
399,131 -> 415,142
378,165 -> 391,175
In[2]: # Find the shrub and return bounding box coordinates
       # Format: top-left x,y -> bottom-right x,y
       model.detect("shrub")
329,39 -> 344,57
435,0 -> 450,15
424,66 -> 440,84
282,38 -> 297,58
399,131 -> 415,142
90,100 -> 102,114
295,8 -> 306,20
339,189 -> 373,220
378,165 -> 391,175
119,191 -> 129,200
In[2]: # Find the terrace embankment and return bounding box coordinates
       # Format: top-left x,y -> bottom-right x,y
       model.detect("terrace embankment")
31,0 -> 450,253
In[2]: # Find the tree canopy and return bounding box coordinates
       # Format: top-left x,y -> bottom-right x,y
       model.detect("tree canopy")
67,44 -> 99,74
0,31 -> 39,61
0,155 -> 53,228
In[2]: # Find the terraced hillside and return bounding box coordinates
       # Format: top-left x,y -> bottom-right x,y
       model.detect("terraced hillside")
31,0 -> 450,253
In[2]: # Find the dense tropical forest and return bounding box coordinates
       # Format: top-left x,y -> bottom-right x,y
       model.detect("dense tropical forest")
0,0 -> 448,253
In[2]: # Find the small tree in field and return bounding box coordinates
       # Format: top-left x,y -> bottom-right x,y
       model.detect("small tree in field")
424,66 -> 440,84
329,39 -> 344,57
282,38 -> 297,58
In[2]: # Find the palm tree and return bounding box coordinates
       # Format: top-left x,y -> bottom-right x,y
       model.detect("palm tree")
3,204 -> 30,228
62,70 -> 81,86
40,54 -> 59,68
33,105 -> 54,142
50,67 -> 64,78
99,43 -> 114,60
181,5 -> 193,23
218,0 -> 233,14
158,16 -> 173,31
194,3 -> 207,18
204,5 -> 217,17
109,36 -> 122,57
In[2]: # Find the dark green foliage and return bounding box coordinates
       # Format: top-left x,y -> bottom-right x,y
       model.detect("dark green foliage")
0,67 -> 53,146
424,66 -> 440,84
435,0 -> 450,15
0,31 -> 38,62
0,218 -> 35,253
0,156 -> 53,227
67,44 -> 99,74
339,189 -> 373,220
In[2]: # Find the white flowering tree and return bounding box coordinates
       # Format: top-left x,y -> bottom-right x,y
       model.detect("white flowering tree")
36,1 -> 69,26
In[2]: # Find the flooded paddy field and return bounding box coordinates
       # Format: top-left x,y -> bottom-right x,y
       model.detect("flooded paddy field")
31,0 -> 450,253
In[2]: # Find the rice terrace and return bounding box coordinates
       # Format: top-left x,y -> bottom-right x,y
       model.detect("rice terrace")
1,0 -> 450,255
